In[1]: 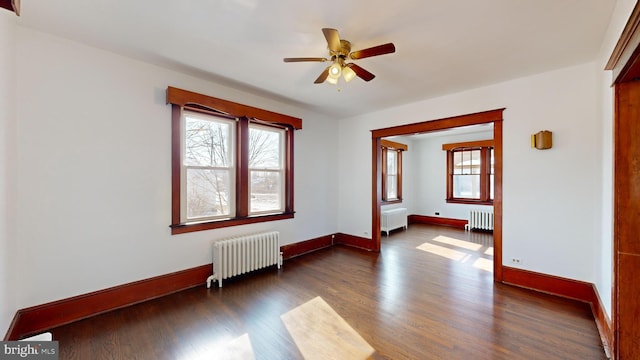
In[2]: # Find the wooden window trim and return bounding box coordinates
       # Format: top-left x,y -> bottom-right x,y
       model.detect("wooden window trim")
444,140 -> 493,205
167,87 -> 301,234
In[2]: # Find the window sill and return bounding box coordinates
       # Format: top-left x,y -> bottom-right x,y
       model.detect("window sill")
446,199 -> 493,206
382,199 -> 403,205
170,212 -> 295,235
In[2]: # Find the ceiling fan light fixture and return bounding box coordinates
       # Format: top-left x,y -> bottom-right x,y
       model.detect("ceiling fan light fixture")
326,75 -> 339,85
342,65 -> 356,82
329,63 -> 342,77
284,28 -> 396,85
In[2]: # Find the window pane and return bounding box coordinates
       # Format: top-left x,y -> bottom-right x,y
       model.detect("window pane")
184,114 -> 232,167
249,126 -> 282,169
250,170 -> 282,213
453,151 -> 463,174
453,149 -> 481,175
186,168 -> 231,218
453,174 -> 481,199
387,151 -> 397,175
470,149 -> 481,174
249,124 -> 284,214
387,174 -> 397,199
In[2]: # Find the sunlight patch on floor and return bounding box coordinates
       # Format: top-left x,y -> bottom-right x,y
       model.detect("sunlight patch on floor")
484,247 -> 494,256
186,333 -> 255,360
281,296 -> 376,360
473,257 -> 493,272
432,235 -> 483,251
416,242 -> 471,261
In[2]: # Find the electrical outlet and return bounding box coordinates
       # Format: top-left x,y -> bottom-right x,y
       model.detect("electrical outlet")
435,212 -> 440,216
511,258 -> 522,264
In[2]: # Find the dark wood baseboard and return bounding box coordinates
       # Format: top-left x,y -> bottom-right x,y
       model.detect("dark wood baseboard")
281,235 -> 333,260
502,266 -> 595,302
502,266 -> 612,355
4,264 -> 212,341
408,215 -> 467,229
591,283 -> 613,358
334,233 -> 375,251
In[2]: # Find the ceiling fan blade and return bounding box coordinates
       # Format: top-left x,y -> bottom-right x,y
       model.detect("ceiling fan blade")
283,57 -> 328,63
349,43 -> 396,60
314,66 -> 331,84
322,28 -> 341,53
346,63 -> 375,81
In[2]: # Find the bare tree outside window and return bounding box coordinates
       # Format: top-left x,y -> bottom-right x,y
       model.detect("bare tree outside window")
184,112 -> 234,220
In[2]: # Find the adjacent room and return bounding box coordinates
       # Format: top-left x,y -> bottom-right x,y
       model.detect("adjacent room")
1,1 -> 639,359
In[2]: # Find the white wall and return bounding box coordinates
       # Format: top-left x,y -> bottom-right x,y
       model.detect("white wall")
12,27 -> 339,309
402,130 -> 494,220
593,0 -> 638,322
339,62 -> 601,283
0,10 -> 17,337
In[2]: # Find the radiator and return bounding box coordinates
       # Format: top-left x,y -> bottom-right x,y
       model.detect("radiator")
206,231 -> 282,288
381,208 -> 408,236
465,210 -> 494,231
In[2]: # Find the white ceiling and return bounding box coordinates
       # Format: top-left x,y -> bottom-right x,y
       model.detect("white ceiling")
15,0 -> 615,118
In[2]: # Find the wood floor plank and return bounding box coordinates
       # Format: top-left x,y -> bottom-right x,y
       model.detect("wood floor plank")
50,225 -> 606,359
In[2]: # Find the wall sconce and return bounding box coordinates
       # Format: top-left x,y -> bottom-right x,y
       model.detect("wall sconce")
531,130 -> 552,150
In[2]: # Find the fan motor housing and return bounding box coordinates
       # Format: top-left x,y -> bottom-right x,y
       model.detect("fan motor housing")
330,40 -> 351,59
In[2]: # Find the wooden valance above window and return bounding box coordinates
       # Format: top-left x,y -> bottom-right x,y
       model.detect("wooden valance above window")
166,86 -> 302,130
442,139 -> 494,151
0,0 -> 20,15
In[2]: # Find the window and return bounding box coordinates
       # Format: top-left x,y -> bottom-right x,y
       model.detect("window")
381,139 -> 407,203
167,87 -> 302,234
443,140 -> 494,204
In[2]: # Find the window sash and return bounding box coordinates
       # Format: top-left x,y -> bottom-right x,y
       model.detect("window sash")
248,123 -> 285,215
249,169 -> 284,214
181,111 -> 236,222
185,167 -> 234,219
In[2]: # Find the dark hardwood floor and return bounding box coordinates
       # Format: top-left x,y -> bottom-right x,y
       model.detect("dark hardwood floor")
50,224 -> 606,359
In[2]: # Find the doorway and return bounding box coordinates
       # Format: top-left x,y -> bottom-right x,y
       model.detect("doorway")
371,109 -> 504,282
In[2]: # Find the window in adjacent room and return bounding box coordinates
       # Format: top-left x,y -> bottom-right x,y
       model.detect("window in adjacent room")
443,140 -> 494,205
167,86 -> 302,234
381,139 -> 407,203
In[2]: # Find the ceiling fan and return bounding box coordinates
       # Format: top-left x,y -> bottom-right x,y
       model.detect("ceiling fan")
283,28 -> 396,84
